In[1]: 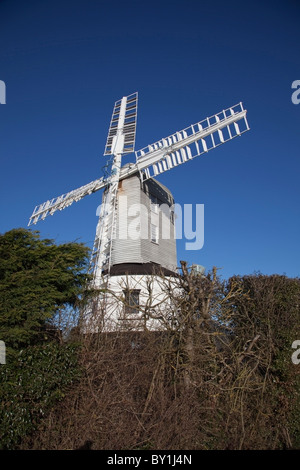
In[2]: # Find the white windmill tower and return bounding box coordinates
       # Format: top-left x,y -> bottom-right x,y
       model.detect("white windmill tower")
28,92 -> 249,331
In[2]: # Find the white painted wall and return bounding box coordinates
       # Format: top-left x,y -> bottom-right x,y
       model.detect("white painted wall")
83,273 -> 179,333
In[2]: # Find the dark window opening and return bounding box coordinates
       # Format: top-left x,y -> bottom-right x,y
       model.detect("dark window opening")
123,289 -> 140,315
151,223 -> 158,244
150,194 -> 159,213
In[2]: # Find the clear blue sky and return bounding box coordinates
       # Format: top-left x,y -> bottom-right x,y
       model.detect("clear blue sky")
1,0 -> 300,280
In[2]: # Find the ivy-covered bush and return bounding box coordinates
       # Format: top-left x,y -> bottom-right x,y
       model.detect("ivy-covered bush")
0,341 -> 81,449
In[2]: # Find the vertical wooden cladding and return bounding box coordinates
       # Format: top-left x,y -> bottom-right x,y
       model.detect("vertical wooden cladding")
112,173 -> 177,273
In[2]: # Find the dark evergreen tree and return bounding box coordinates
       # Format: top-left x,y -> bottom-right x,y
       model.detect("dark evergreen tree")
0,228 -> 91,351
0,228 -> 91,449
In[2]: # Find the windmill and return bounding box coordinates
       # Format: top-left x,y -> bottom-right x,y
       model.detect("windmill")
28,92 -> 249,330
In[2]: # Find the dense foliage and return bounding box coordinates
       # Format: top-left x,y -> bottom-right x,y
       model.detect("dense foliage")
0,342 -> 81,449
16,269 -> 300,450
0,228 -> 90,352
0,228 -> 299,449
0,229 -> 89,449
225,274 -> 300,448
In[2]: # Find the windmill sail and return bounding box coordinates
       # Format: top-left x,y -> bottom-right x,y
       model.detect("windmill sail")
91,92 -> 138,280
135,102 -> 249,180
104,92 -> 138,156
28,176 -> 106,226
28,101 -> 249,228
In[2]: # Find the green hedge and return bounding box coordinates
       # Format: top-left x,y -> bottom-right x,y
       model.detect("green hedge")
0,341 -> 81,449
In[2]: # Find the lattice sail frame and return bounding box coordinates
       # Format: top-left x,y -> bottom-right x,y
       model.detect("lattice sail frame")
135,102 -> 249,180
104,92 -> 138,156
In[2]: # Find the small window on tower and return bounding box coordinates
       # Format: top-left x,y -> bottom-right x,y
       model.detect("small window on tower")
170,209 -> 175,224
123,289 -> 140,315
150,194 -> 159,213
151,223 -> 158,244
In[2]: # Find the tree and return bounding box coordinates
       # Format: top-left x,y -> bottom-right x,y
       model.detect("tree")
0,228 -> 91,352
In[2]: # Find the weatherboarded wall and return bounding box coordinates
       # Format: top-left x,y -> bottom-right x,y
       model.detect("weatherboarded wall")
111,173 -> 177,273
